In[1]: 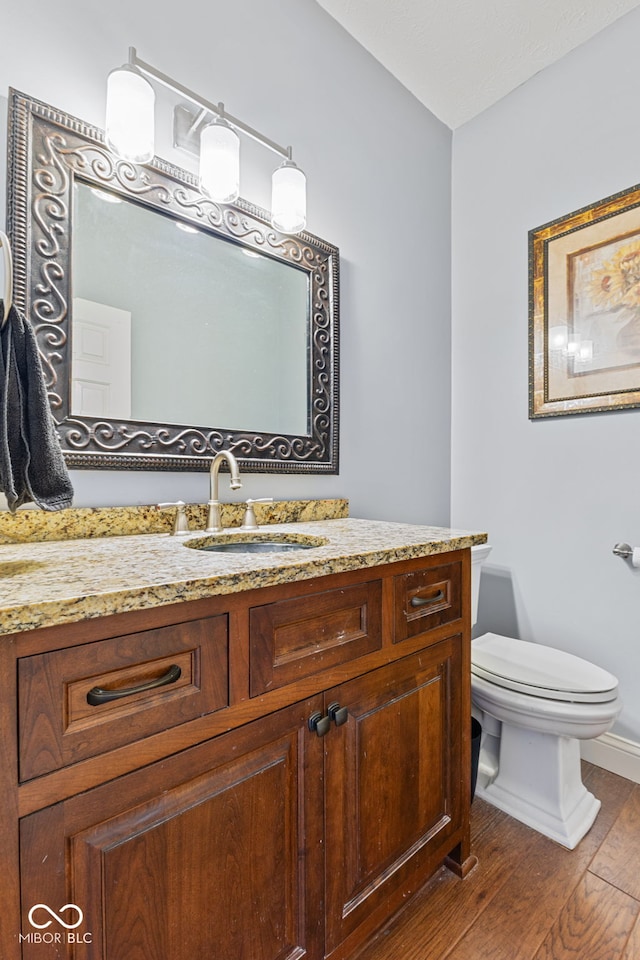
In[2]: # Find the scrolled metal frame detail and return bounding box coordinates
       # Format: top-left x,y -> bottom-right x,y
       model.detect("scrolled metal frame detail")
7,90 -> 339,473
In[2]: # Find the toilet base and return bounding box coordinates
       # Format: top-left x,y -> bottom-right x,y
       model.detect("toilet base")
475,721 -> 601,849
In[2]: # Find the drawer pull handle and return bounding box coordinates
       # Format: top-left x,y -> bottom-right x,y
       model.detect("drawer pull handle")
87,664 -> 182,706
410,590 -> 445,608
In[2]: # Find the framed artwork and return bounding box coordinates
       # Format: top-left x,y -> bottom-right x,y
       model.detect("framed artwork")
529,182 -> 640,418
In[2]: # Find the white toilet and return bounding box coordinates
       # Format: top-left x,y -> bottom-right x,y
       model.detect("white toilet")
470,544 -> 621,849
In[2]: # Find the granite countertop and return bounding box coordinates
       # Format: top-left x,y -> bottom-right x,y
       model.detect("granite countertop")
0,514 -> 487,637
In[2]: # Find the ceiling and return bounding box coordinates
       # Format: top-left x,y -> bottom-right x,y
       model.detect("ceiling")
315,0 -> 640,128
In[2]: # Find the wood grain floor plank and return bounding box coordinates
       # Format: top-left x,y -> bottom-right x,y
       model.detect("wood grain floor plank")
582,762 -> 636,812
533,872 -> 639,960
427,767 -> 634,960
468,794 -> 505,841
355,803 -> 528,960
590,784 -> 640,901
355,767 -> 636,960
621,914 -> 640,959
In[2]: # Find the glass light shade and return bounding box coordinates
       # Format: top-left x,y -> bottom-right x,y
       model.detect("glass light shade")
199,119 -> 240,203
105,65 -> 155,163
271,161 -> 306,234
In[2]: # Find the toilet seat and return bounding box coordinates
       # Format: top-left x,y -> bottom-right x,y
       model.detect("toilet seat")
472,633 -> 618,704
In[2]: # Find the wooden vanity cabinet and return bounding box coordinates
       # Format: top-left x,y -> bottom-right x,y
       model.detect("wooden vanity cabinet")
323,639 -> 463,957
20,697 -> 326,960
7,550 -> 473,960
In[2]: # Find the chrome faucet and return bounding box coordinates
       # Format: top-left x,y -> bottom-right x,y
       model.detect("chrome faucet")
206,451 -> 242,533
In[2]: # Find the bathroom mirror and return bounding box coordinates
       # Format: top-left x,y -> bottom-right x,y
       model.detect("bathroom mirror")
7,90 -> 339,472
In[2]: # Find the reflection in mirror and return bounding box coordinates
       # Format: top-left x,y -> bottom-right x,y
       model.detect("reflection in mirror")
72,183 -> 309,435
7,90 -> 339,473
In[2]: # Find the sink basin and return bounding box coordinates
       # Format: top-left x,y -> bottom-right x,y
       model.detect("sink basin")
195,541 -> 314,555
184,532 -> 328,554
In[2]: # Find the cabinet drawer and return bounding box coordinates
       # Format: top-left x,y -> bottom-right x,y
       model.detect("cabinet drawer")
18,615 -> 229,781
249,581 -> 382,695
394,561 -> 462,642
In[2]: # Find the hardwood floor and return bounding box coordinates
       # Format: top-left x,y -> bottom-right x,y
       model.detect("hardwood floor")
354,763 -> 640,960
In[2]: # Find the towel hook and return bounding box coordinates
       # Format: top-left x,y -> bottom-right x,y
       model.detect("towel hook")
0,231 -> 14,329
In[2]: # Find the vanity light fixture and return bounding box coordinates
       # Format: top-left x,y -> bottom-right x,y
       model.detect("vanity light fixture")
105,62 -> 155,164
105,48 -> 306,234
272,159 -> 307,234
199,117 -> 240,203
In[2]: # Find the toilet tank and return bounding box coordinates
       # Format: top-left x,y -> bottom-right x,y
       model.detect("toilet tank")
471,544 -> 492,627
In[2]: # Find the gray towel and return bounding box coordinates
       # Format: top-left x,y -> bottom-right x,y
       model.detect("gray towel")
0,301 -> 74,512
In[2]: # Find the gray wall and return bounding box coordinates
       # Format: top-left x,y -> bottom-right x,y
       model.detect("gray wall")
451,7 -> 640,741
0,0 -> 453,524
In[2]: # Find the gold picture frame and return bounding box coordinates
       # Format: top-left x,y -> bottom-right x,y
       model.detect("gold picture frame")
529,182 -> 640,418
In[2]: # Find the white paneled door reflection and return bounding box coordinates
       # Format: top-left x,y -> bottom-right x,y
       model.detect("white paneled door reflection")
71,298 -> 132,419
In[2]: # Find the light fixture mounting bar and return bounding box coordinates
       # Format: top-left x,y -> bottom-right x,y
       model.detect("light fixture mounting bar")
128,47 -> 292,161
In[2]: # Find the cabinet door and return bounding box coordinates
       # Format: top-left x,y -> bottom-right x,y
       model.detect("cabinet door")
324,640 -> 463,956
20,697 -> 325,960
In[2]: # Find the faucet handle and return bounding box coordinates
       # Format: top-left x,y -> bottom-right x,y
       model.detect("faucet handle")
240,498 -> 273,531
157,500 -> 190,536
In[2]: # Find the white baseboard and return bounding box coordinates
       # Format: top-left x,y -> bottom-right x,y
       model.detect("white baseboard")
581,732 -> 640,785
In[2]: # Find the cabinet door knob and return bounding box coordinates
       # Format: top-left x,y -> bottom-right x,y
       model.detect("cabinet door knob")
327,701 -> 348,726
308,711 -> 331,737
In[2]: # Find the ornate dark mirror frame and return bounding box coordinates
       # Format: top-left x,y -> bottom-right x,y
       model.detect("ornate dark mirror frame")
6,90 -> 340,473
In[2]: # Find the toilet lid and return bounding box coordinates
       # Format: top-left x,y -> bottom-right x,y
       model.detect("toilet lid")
471,633 -> 618,703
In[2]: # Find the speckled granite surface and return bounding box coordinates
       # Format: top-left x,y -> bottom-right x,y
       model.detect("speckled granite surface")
0,517 -> 487,637
0,499 -> 349,543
